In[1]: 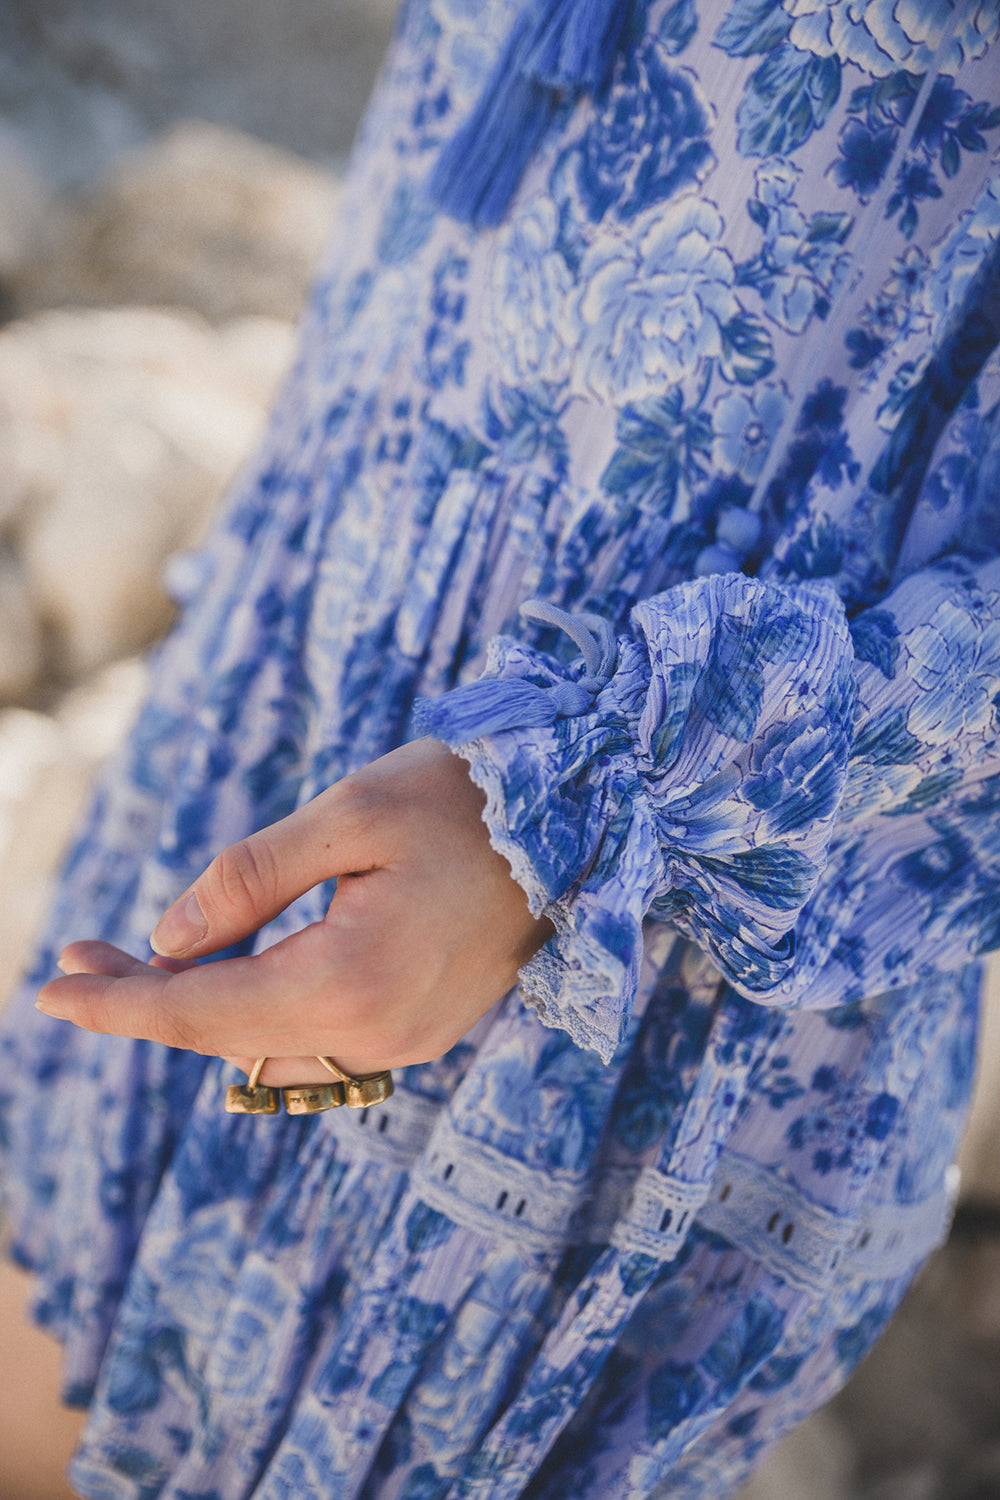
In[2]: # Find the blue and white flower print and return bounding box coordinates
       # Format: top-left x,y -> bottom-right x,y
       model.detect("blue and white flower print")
786,0 -> 1000,74
718,0 -> 1000,166
489,198 -> 576,383
576,199 -> 751,399
832,72 -> 1000,236
847,246 -> 930,375
926,177 -> 1000,321
904,586 -> 1000,744
714,4 -> 842,157
738,159 -> 852,331
568,43 -> 714,222
712,384 -> 788,480
600,389 -> 713,519
2,4 -> 1000,1499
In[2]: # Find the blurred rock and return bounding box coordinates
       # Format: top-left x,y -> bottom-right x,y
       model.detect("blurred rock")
0,659 -> 148,1006
736,1408 -> 854,1500
0,547 -> 44,700
0,2 -> 147,195
10,121 -> 341,322
957,956 -> 1000,1206
940,1444 -> 1000,1500
0,0 -> 396,191
0,705 -> 88,1004
859,1470 -> 937,1500
0,122 -> 51,288
831,1230 -> 1000,1499
0,305 -> 295,682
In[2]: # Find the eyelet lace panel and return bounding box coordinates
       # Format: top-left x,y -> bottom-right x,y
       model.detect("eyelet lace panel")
608,1167 -> 712,1259
386,1110 -> 958,1293
332,1085 -> 443,1168
697,1149 -> 959,1293
411,1117 -> 594,1256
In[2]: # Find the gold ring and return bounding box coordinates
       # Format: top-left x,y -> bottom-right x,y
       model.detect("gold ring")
225,1056 -> 394,1115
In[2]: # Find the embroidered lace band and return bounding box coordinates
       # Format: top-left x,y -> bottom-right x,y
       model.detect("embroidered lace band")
698,1149 -> 960,1293
402,1120 -> 957,1289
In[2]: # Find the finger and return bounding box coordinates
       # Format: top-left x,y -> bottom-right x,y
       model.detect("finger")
148,777 -> 390,960
58,941 -> 156,979
36,920 -> 395,1072
37,955 -> 257,1056
38,965 -> 173,1038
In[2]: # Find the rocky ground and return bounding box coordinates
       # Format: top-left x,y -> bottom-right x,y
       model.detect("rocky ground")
0,6 -> 998,1497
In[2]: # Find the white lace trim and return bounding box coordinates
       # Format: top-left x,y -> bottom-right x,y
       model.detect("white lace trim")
331,1103 -> 956,1287
608,1167 -> 711,1259
697,1149 -> 957,1292
327,1085 -> 443,1169
410,1117 -> 594,1256
454,739 -> 631,1064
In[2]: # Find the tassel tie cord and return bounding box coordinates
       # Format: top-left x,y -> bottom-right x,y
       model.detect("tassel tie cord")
414,600 -> 617,743
428,0 -> 646,227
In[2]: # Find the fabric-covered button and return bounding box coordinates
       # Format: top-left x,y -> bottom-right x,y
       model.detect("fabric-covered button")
715,506 -> 763,554
693,542 -> 743,577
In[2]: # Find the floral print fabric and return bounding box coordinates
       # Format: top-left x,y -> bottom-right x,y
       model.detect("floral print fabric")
1,2 -> 999,1497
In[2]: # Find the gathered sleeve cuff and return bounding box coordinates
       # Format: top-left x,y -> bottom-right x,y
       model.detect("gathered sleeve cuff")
415,574 -> 856,1061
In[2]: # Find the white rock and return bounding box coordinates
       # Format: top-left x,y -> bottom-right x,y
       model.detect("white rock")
217,315 -> 299,408
14,120 -> 341,322
0,306 -> 292,677
0,550 -> 44,701
0,707 -> 66,859
57,655 -> 149,762
0,659 -> 149,1008
0,329 -> 71,531
21,468 -> 179,678
0,704 -> 88,1007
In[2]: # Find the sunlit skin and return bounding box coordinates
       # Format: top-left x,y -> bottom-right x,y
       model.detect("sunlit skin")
36,739 -> 554,1086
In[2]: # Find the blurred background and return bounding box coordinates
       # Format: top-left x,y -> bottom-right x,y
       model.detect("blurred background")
0,3 -> 997,1497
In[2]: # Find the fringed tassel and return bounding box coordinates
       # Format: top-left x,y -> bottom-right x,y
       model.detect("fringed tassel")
414,676 -> 563,744
427,68 -> 556,229
524,0 -> 634,89
428,0 -> 641,228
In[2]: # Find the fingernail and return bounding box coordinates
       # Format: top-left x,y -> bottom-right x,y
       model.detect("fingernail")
36,986 -> 66,1016
150,890 -> 207,956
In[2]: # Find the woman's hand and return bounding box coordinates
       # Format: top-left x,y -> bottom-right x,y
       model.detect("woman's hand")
36,739 -> 553,1084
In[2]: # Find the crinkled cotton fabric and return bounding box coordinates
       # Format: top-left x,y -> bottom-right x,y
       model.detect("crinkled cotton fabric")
2,2 -> 1000,1497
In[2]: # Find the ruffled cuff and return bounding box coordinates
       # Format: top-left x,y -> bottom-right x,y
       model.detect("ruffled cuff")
415,575 -> 856,1061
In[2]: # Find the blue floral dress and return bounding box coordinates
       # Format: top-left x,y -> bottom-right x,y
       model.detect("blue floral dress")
3,2 -> 1000,1496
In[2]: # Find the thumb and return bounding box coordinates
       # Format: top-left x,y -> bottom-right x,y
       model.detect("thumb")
150,780 -> 385,959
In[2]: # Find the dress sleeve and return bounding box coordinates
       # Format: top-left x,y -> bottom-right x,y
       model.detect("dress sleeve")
416,555 -> 1000,1061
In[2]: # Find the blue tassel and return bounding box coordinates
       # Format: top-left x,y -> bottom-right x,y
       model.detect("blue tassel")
415,676 -> 561,744
524,0 -> 633,88
428,67 -> 555,230
415,674 -> 601,743
429,0 -> 642,228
